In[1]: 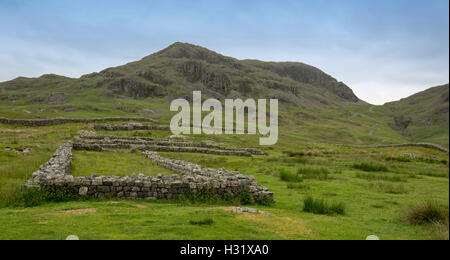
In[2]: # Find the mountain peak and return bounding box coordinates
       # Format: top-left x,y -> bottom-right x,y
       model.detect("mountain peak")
151,42 -> 237,65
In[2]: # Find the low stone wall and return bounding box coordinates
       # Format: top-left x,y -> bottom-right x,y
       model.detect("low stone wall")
365,143 -> 449,154
74,143 -> 253,156
74,135 -> 268,156
0,117 -> 159,127
25,142 -> 273,202
93,124 -> 170,131
30,141 -> 73,179
142,151 -> 272,200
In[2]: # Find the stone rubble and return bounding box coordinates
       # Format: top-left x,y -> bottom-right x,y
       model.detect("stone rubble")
230,207 -> 272,216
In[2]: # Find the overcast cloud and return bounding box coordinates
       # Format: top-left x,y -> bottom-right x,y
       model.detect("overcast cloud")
0,0 -> 448,105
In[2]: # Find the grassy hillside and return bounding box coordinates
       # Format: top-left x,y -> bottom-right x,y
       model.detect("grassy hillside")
1,42 -> 446,147
384,84 -> 449,147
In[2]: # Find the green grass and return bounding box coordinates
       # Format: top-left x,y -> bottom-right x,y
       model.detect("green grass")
279,168 -> 302,182
71,150 -> 174,177
287,183 -> 310,191
352,162 -> 389,172
303,196 -> 346,216
189,218 -> 214,226
0,122 -> 448,239
356,172 -> 408,183
297,167 -> 330,180
6,186 -> 83,208
367,182 -> 408,194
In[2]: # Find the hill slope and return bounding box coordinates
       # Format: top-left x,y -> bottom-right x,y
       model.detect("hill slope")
384,84 -> 449,147
0,42 -> 447,147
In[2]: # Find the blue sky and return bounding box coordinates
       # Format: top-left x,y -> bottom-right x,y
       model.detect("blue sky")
0,0 -> 448,104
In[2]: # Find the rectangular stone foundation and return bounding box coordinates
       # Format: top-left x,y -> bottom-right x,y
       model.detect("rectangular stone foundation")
25,141 -> 274,203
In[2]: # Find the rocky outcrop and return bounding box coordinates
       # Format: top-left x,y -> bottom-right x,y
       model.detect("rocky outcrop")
47,93 -> 67,105
137,70 -> 172,86
262,80 -> 298,95
393,115 -> 412,131
108,78 -> 165,99
178,61 -> 232,94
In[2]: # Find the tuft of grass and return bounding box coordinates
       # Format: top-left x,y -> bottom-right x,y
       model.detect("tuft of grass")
279,168 -> 302,182
386,156 -> 448,166
267,154 -> 307,164
415,157 -> 445,165
352,162 -> 388,172
179,187 -> 236,205
239,186 -> 253,205
283,151 -> 305,157
429,221 -> 449,240
356,172 -> 407,183
7,185 -> 81,208
292,156 -> 308,164
368,182 -> 408,194
385,156 -> 412,163
418,171 -> 449,179
371,204 -> 385,209
303,196 -> 346,216
297,167 -> 330,180
189,218 -> 214,226
405,201 -> 449,226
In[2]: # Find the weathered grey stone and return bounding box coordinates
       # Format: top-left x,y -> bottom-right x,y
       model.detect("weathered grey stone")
79,187 -> 88,196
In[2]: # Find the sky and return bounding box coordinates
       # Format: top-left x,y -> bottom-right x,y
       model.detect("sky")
0,0 -> 448,105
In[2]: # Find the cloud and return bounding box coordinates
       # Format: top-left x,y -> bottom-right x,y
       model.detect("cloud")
0,0 -> 448,104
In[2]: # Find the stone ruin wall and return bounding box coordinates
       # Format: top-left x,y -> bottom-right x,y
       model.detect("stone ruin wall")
25,141 -> 273,202
92,124 -> 170,131
73,135 -> 268,157
0,117 -> 159,127
368,143 -> 449,154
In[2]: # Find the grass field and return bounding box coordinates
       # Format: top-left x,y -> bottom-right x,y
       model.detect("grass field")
0,122 -> 448,240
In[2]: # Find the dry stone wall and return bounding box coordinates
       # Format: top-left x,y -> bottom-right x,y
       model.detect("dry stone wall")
25,141 -> 273,202
0,117 -> 159,127
369,143 -> 449,154
93,124 -> 170,131
74,135 -> 268,156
